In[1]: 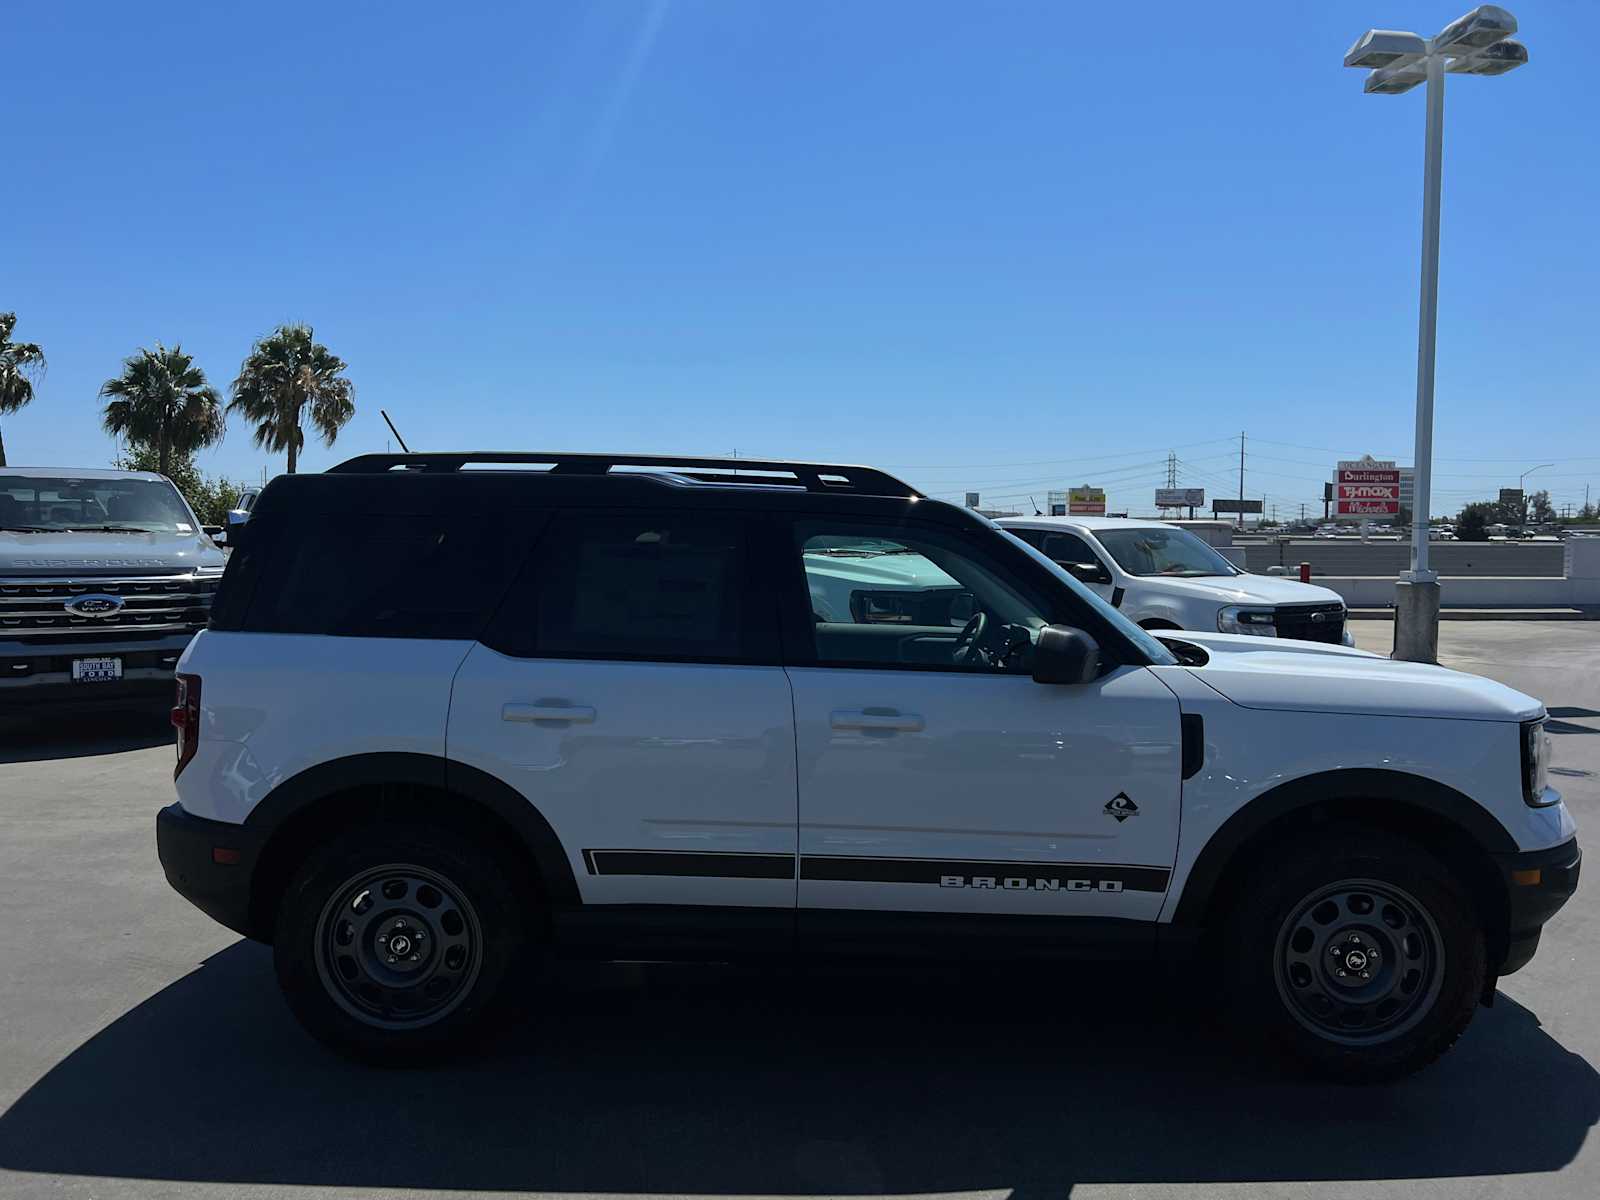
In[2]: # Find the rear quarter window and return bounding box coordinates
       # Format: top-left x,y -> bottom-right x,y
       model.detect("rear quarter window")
213,513 -> 537,640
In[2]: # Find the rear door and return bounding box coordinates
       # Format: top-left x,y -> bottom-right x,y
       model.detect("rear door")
780,517 -> 1184,925
447,508 -> 798,911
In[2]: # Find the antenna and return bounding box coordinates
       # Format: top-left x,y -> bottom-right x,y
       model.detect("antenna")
380,409 -> 411,453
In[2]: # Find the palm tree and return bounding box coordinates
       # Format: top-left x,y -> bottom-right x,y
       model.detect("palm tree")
228,324 -> 355,474
99,344 -> 225,476
0,312 -> 47,468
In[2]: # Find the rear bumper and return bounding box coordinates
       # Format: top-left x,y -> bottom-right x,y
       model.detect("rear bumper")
1494,837 -> 1582,975
156,802 -> 265,940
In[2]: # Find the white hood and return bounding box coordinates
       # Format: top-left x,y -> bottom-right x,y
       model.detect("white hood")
1140,572 -> 1346,608
1159,631 -> 1544,723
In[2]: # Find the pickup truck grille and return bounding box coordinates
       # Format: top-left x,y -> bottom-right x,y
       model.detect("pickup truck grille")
1274,602 -> 1346,645
0,575 -> 219,644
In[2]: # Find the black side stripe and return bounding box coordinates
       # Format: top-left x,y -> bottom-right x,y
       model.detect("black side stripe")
581,850 -> 1171,894
583,850 -> 796,879
800,855 -> 1170,893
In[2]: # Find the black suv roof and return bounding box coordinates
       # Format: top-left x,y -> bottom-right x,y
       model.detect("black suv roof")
250,451 -> 980,525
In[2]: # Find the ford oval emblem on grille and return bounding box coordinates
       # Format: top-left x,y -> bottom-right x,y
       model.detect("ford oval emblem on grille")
1310,611 -> 1327,622
64,594 -> 125,618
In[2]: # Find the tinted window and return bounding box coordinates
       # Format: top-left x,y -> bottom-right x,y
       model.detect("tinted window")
1037,531 -> 1100,565
491,512 -> 764,663
222,514 -> 528,639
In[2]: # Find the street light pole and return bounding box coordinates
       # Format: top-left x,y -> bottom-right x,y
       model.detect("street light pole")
1519,462 -> 1554,533
1344,6 -> 1529,663
1408,52 -> 1445,586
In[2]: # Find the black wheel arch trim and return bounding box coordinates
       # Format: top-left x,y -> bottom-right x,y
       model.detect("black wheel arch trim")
243,751 -> 581,909
1169,767 -> 1518,926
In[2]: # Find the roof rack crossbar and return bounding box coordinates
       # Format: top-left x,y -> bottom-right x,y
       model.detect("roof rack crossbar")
327,452 -> 921,497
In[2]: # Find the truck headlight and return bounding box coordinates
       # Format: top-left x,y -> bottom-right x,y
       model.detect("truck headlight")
1523,719 -> 1555,806
1218,606 -> 1276,637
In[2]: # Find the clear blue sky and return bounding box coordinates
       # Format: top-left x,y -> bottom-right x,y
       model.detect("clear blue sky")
7,1 -> 1597,518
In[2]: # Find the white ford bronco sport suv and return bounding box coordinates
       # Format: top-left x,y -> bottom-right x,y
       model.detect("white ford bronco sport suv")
997,515 -> 1354,645
157,452 -> 1579,1081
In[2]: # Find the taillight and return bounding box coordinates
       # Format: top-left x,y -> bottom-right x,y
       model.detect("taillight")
172,673 -> 202,779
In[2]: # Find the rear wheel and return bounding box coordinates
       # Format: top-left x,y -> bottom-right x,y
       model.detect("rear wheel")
273,823 -> 530,1062
1222,829 -> 1485,1083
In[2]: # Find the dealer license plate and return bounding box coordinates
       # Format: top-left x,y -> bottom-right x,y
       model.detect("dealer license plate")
72,657 -> 123,683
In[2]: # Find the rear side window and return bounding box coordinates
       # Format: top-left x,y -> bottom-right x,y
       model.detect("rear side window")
217,513 -> 531,639
485,511 -> 773,663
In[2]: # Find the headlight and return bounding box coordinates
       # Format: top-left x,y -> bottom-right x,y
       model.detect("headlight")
1218,606 -> 1277,637
1523,719 -> 1555,806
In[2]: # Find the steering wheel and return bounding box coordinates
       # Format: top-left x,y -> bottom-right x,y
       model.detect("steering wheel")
953,610 -> 989,667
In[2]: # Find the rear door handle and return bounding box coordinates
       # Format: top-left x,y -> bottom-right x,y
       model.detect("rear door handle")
503,702 -> 597,725
830,708 -> 924,733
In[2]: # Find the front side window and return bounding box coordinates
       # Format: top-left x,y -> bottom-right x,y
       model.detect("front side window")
796,522 -> 1052,673
0,474 -> 196,533
1093,526 -> 1240,578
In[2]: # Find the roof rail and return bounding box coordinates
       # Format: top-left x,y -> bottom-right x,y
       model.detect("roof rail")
325,452 -> 922,498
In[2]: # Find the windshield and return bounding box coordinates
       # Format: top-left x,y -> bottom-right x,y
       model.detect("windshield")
1005,533 -> 1178,667
1094,527 -> 1241,578
0,475 -> 197,533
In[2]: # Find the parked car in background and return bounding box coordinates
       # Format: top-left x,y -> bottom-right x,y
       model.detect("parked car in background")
1,467 -> 224,708
997,516 -> 1354,646
214,486 -> 261,547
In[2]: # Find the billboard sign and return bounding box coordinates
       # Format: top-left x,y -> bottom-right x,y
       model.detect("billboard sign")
964,492 -> 980,509
1336,460 -> 1401,516
1155,487 -> 1205,508
1213,498 -> 1264,515
1068,486 -> 1106,515
1499,488 -> 1524,507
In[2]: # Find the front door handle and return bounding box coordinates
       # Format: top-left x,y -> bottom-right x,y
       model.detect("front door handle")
830,708 -> 925,733
503,702 -> 597,725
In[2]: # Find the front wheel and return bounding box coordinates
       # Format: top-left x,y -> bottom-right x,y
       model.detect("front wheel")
273,822 -> 530,1063
1222,829 -> 1486,1083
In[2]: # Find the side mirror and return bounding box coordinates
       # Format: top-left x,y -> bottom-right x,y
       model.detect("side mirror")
227,509 -> 250,528
1062,560 -> 1112,586
1032,624 -> 1100,686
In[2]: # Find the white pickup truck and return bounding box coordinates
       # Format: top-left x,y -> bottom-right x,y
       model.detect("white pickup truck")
998,515 -> 1354,646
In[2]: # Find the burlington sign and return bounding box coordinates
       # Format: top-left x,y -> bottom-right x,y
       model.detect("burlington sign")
1336,459 -> 1400,516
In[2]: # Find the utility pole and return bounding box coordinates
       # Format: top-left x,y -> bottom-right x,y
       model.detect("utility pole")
1237,431 -> 1246,531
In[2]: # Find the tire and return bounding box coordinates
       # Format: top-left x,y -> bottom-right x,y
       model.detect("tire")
1221,828 -> 1486,1083
273,821 -> 531,1063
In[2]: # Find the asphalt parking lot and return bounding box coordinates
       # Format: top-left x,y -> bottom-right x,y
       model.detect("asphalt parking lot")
1,621 -> 1597,1200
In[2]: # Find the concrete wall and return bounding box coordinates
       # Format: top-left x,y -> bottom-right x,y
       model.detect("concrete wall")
1306,537 -> 1600,609
1240,541 -> 1565,579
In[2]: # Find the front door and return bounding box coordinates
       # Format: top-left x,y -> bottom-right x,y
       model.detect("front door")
781,518 -> 1183,923
447,508 -> 797,911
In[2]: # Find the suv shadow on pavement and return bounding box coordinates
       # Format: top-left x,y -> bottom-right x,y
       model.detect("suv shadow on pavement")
0,707 -> 172,765
0,944 -> 1595,1195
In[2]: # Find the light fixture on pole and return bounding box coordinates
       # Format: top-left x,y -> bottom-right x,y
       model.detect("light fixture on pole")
1343,5 -> 1528,663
